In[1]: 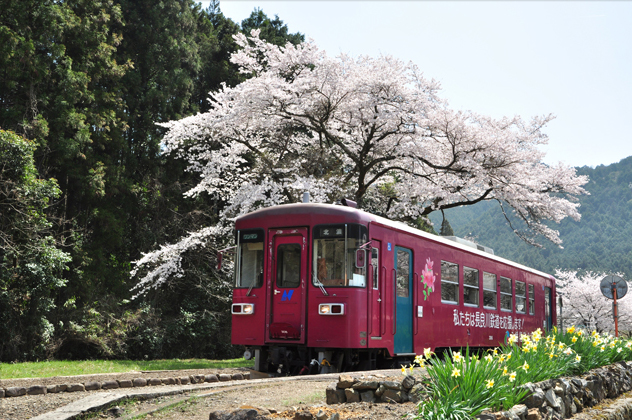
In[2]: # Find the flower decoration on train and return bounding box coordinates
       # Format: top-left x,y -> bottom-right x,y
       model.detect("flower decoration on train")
421,257 -> 436,300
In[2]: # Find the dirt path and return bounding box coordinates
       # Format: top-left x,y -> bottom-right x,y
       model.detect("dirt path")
0,369 -> 417,420
101,376 -> 417,420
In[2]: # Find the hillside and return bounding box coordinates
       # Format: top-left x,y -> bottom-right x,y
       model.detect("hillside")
430,156 -> 632,278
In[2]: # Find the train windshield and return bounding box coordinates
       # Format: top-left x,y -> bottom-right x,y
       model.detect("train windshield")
235,229 -> 264,288
312,224 -> 368,288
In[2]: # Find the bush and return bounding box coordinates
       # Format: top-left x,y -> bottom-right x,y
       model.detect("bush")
413,327 -> 632,420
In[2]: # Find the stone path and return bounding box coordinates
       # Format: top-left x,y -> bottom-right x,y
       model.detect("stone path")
29,370 -> 390,420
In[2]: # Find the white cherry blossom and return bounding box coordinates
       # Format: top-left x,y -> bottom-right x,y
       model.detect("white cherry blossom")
132,31 -> 588,294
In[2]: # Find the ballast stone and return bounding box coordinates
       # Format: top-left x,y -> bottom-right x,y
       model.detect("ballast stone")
325,383 -> 345,404
208,408 -> 269,420
343,388 -> 360,403
27,385 -> 47,395
133,378 -> 147,387
360,390 -> 375,403
336,374 -> 356,389
102,380 -> 119,390
67,383 -> 85,392
119,379 -> 133,388
351,381 -> 378,390
6,387 -> 26,397
84,382 -> 101,391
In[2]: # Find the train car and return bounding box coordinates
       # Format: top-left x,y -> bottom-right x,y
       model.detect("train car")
230,200 -> 556,374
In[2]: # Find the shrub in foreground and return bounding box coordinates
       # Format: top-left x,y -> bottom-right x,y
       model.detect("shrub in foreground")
412,327 -> 632,420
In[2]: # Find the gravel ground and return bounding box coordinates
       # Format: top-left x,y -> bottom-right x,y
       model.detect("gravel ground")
92,377 -> 418,420
0,368 -> 247,420
0,369 -> 417,420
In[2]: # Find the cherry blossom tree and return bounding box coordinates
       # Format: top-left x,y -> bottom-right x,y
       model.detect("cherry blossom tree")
131,31 -> 588,295
556,270 -> 632,333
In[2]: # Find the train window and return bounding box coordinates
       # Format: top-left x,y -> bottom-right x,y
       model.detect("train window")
396,249 -> 411,297
463,267 -> 479,307
441,261 -> 459,304
515,281 -> 527,313
500,276 -> 512,312
483,272 -> 497,309
276,244 -> 301,288
312,224 -> 368,287
372,248 -> 379,290
235,229 -> 264,288
528,284 -> 535,315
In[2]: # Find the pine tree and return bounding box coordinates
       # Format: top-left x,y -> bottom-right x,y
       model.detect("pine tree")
440,212 -> 455,236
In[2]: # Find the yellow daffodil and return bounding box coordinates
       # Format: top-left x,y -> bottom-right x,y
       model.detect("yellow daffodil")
576,355 -> 581,362
424,347 -> 433,359
508,334 -> 518,345
452,368 -> 461,378
453,352 -> 462,363
522,362 -> 529,371
600,346 -> 606,352
401,366 -> 406,375
506,352 -> 512,361
572,336 -> 578,343
509,372 -> 517,382
502,366 -> 508,375
486,379 -> 494,389
617,348 -> 623,353
409,365 -> 415,374
484,354 -> 493,362
567,325 -> 576,334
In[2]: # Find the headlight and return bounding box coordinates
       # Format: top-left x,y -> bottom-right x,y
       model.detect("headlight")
318,303 -> 344,315
232,303 -> 255,315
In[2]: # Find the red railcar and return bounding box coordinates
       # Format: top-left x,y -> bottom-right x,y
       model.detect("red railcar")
230,202 -> 556,373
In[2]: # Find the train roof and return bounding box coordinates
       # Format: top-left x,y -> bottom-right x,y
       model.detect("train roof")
236,203 -> 555,282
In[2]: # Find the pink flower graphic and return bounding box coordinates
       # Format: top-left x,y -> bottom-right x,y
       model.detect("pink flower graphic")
421,258 -> 435,290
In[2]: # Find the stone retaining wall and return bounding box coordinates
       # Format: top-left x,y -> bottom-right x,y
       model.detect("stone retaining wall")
326,361 -> 632,420
0,372 -> 249,399
325,373 -> 423,404
494,361 -> 632,420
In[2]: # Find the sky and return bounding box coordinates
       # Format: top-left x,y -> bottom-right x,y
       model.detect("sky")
200,1 -> 632,168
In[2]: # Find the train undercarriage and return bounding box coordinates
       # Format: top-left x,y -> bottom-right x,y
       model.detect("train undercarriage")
245,346 -> 409,375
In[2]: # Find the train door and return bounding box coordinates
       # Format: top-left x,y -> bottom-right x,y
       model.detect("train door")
369,240 -> 383,339
394,247 -> 413,354
267,228 -> 308,343
544,286 -> 553,331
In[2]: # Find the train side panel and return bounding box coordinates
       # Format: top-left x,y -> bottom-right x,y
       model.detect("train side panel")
369,221 -> 556,356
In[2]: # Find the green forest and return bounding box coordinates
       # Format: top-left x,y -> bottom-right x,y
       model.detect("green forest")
0,0 -> 303,362
1,0 -> 629,364
430,156 -> 632,280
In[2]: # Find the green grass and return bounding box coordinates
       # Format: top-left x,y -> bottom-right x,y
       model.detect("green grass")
0,358 -> 253,380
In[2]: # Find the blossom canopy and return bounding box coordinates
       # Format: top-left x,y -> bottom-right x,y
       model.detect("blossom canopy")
132,30 -> 588,295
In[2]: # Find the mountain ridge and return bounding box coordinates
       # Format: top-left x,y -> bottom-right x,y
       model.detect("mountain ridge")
429,156 -> 632,278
